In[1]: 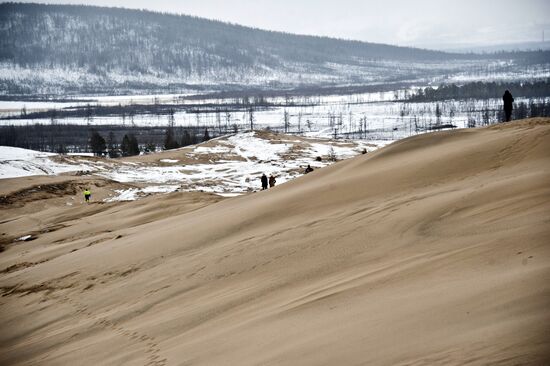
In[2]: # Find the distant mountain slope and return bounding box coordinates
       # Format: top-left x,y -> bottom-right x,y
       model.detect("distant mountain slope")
0,3 -> 450,69
0,3 -> 548,96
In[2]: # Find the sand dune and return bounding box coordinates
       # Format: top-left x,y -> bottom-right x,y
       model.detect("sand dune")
1,119 -> 549,365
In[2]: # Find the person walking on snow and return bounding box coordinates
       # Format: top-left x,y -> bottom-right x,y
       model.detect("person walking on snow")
83,188 -> 91,203
269,175 -> 276,188
503,90 -> 514,122
261,174 -> 268,190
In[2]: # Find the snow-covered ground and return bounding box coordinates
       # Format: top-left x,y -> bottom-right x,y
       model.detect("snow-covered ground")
99,131 -> 387,200
0,131 -> 390,200
3,91 -> 546,142
0,146 -> 93,179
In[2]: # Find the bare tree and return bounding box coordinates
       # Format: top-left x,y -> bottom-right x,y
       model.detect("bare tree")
284,109 -> 290,133
249,107 -> 254,131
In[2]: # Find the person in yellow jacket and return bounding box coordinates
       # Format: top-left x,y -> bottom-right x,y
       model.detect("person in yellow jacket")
83,188 -> 91,203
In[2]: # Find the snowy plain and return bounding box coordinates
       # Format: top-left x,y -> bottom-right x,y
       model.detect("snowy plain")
3,90 -> 547,143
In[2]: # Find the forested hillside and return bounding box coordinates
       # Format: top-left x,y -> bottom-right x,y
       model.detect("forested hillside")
1,3 -> 548,96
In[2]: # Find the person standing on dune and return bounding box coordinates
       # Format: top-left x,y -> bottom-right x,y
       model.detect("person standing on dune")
503,90 -> 514,122
83,188 -> 91,203
269,175 -> 276,188
261,174 -> 268,190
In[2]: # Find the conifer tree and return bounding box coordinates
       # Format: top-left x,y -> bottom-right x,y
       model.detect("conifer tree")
90,130 -> 106,156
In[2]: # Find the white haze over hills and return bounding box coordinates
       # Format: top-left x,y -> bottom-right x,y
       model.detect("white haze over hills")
440,41 -> 550,53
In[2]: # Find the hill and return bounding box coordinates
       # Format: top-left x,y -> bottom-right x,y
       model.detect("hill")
1,118 -> 549,365
0,130 -> 380,196
1,3 -> 548,96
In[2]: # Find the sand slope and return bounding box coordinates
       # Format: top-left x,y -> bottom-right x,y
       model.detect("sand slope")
1,119 -> 549,365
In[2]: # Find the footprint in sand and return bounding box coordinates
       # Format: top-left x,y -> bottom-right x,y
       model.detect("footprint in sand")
53,290 -> 166,365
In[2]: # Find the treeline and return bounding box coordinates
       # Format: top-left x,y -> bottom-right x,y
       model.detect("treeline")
461,99 -> 550,128
408,79 -> 550,102
393,99 -> 550,133
510,100 -> 550,120
4,99 -> 277,121
465,99 -> 550,127
0,124 -> 212,155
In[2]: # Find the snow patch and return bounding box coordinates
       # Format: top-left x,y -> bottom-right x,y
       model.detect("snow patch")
141,185 -> 180,194
105,188 -> 140,202
194,146 -> 232,154
227,132 -> 291,161
104,185 -> 180,202
0,146 -> 93,179
15,235 -> 33,242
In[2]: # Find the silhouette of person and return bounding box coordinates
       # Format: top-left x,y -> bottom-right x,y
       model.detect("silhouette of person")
269,175 -> 276,188
261,173 -> 268,190
503,90 -> 514,122
304,164 -> 314,174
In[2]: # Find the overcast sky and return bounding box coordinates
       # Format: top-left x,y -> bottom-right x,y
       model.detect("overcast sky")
12,0 -> 550,49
